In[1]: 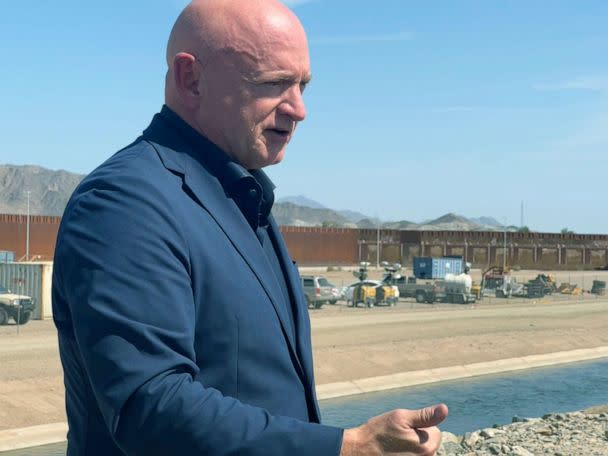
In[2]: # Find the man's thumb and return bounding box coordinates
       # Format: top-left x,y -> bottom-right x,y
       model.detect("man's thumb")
407,404 -> 449,428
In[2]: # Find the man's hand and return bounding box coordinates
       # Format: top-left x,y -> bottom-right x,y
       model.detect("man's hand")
340,404 -> 448,456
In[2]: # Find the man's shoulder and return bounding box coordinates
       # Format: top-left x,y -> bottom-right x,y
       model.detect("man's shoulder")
79,137 -> 169,190
63,137 -> 181,217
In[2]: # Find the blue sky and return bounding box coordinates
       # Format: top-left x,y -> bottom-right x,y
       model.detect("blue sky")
1,1 -> 606,233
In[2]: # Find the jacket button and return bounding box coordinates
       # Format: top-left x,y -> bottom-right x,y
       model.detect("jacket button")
249,188 -> 258,198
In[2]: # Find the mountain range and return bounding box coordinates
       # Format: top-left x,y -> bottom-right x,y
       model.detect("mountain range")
0,164 -> 516,231
273,196 -> 510,231
0,165 -> 83,216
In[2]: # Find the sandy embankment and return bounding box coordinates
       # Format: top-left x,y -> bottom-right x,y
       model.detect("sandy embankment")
310,301 -> 608,398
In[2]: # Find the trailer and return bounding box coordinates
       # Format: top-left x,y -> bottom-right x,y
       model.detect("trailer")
443,273 -> 477,304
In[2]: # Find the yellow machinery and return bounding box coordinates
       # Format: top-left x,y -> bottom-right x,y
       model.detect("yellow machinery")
558,283 -> 583,295
375,284 -> 398,306
350,262 -> 376,308
350,261 -> 400,308
352,283 -> 377,307
546,274 -> 558,291
470,282 -> 482,299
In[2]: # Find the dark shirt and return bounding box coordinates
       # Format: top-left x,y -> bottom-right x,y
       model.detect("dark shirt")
159,106 -> 296,336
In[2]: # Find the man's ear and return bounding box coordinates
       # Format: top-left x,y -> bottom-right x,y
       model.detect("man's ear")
172,52 -> 200,108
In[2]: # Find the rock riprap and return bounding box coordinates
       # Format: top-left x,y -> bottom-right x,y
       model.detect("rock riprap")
438,408 -> 608,455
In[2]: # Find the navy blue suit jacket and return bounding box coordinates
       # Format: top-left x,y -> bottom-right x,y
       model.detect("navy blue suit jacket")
52,111 -> 343,455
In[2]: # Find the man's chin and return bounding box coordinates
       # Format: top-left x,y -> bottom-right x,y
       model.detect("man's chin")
256,147 -> 286,169
268,147 -> 287,167
245,142 -> 287,169
271,150 -> 286,165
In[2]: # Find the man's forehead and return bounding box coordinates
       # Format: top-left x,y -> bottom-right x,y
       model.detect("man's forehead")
234,42 -> 311,79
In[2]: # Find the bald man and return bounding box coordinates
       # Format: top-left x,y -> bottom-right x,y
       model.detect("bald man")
52,1 -> 447,455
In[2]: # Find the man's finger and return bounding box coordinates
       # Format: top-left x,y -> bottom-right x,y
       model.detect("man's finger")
405,403 -> 449,429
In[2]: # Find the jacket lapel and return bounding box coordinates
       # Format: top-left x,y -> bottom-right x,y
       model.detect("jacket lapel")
143,122 -> 305,381
268,216 -> 321,420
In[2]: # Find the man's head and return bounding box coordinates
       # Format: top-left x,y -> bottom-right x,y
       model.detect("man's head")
165,0 -> 311,170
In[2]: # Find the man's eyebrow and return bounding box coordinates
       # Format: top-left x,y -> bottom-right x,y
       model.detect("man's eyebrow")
244,71 -> 313,84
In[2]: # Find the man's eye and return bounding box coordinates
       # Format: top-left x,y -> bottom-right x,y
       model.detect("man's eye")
266,80 -> 286,87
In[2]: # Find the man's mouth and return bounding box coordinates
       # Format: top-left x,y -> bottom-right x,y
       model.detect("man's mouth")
267,127 -> 291,139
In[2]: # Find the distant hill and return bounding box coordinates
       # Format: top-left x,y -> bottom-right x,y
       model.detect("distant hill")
382,219 -> 418,230
415,213 -> 481,231
272,204 -> 512,232
0,165 -> 84,216
277,196 -> 372,224
355,218 -> 382,229
336,209 -> 370,223
271,202 -> 355,227
276,195 -> 326,209
471,216 -> 504,228
0,165 -> 522,231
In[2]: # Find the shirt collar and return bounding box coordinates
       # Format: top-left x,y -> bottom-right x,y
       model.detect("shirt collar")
159,105 -> 275,230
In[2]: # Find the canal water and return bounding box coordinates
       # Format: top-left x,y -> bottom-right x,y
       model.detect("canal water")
322,358 -> 608,434
4,359 -> 608,455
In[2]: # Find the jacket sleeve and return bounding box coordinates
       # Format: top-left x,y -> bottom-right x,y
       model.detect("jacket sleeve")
54,168 -> 344,456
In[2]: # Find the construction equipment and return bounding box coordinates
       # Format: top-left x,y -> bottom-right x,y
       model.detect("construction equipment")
524,274 -> 556,298
349,262 -> 399,307
481,266 -> 524,298
352,282 -> 377,307
377,262 -> 400,306
558,283 -> 583,295
375,284 -> 399,306
537,274 -> 558,293
376,261 -> 401,307
470,282 -> 482,299
350,262 -> 376,307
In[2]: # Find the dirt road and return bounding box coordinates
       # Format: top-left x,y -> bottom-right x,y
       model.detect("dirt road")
0,322 -> 63,431
1,297 -> 607,430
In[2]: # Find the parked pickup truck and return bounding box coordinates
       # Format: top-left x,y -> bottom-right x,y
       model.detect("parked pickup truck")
0,285 -> 35,325
393,276 -> 445,303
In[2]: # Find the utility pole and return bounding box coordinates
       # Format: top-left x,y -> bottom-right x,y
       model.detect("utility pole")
502,217 -> 507,271
376,219 -> 380,269
503,224 -> 507,269
26,191 -> 31,261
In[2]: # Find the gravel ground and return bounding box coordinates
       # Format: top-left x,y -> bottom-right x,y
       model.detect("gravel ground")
439,407 -> 608,455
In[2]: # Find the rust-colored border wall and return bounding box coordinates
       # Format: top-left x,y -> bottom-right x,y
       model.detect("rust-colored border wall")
0,214 -> 61,261
1,213 -> 608,269
280,226 -> 358,266
415,230 -> 608,246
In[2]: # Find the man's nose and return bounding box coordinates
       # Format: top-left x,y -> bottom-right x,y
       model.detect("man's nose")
278,85 -> 306,122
